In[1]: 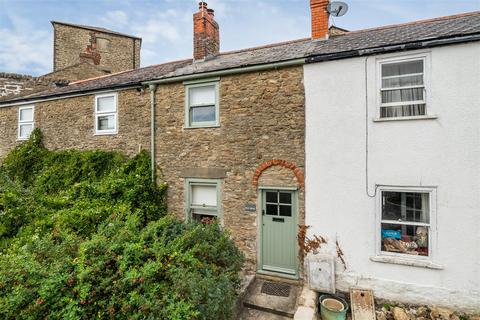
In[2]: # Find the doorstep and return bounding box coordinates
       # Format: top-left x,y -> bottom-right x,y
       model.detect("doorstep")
242,277 -> 301,318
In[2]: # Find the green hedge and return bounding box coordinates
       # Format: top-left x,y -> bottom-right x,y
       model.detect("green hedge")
0,129 -> 244,319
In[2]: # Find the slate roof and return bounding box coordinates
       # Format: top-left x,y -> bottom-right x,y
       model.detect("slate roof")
51,21 -> 142,40
166,11 -> 480,78
3,11 -> 479,105
0,59 -> 192,102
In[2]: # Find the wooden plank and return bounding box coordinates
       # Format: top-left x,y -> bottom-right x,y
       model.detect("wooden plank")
350,288 -> 376,320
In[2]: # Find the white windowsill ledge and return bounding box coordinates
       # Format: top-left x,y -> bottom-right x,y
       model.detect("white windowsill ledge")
373,115 -> 438,122
94,132 -> 118,136
370,255 -> 444,269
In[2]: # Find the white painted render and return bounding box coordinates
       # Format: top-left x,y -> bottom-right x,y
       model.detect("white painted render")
304,42 -> 480,311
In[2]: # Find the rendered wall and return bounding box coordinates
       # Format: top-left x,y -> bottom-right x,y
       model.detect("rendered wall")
304,42 -> 480,311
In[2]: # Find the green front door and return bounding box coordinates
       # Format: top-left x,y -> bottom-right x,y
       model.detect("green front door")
261,189 -> 297,276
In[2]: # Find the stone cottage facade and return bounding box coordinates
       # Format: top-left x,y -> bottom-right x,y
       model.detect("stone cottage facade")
0,0 -> 479,310
153,67 -> 305,272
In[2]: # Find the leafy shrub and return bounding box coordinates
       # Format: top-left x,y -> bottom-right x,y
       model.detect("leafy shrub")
0,130 -> 244,319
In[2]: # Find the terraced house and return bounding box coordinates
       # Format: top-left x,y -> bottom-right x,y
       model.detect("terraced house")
0,0 -> 479,312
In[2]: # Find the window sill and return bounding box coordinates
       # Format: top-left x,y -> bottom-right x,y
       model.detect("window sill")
94,131 -> 118,136
370,255 -> 443,269
17,137 -> 28,141
184,124 -> 220,129
373,115 -> 438,122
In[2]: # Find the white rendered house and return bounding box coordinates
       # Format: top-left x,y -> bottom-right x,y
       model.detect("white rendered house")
304,30 -> 480,310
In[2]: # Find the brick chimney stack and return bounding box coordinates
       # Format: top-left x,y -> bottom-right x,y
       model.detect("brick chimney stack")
193,1 -> 220,60
310,0 -> 330,39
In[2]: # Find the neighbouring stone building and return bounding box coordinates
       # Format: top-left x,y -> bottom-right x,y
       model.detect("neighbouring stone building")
0,21 -> 142,99
52,21 -> 141,74
0,0 -> 479,312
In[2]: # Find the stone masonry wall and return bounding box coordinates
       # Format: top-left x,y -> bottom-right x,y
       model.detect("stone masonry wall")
54,23 -> 141,73
0,88 -> 150,159
154,66 -> 305,273
0,66 -> 306,276
0,73 -> 53,98
41,62 -> 109,83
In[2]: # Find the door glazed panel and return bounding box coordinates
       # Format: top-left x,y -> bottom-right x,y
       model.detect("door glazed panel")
261,190 -> 297,275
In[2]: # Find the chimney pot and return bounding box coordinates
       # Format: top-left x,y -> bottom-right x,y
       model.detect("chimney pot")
207,8 -> 215,17
199,1 -> 207,10
310,0 -> 330,39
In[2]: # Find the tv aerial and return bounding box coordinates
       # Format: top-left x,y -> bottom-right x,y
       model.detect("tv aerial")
327,1 -> 349,17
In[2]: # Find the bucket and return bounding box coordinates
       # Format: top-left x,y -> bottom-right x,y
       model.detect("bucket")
319,295 -> 349,320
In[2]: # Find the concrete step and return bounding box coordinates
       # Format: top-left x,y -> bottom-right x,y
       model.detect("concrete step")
239,307 -> 293,320
242,278 -> 301,318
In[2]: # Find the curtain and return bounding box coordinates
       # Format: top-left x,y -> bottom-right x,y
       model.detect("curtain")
381,60 -> 425,118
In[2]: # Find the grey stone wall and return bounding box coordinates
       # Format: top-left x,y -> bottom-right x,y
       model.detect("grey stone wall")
41,62 -> 109,83
0,73 -> 52,98
0,66 -> 306,276
154,66 -> 305,273
53,23 -> 141,73
0,88 -> 150,159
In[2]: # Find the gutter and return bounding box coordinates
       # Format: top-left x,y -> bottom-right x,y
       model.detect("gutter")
149,84 -> 157,184
0,84 -> 141,108
1,59 -> 304,107
142,58 -> 305,85
306,34 -> 480,63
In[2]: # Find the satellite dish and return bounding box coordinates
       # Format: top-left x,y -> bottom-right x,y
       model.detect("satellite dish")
327,1 -> 349,17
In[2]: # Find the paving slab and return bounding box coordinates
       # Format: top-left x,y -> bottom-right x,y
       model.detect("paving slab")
243,279 -> 300,318
350,288 -> 375,320
239,307 -> 292,320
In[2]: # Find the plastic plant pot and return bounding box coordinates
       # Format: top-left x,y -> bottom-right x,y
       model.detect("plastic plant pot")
319,295 -> 349,320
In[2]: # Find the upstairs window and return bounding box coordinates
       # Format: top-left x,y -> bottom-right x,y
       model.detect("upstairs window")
380,58 -> 426,118
185,82 -> 219,128
186,179 -> 221,223
18,105 -> 34,140
95,93 -> 117,135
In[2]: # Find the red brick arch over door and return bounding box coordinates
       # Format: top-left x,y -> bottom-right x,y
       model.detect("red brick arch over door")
252,159 -> 305,189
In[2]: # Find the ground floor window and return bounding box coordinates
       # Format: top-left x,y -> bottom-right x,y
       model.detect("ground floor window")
378,187 -> 435,257
186,178 -> 221,223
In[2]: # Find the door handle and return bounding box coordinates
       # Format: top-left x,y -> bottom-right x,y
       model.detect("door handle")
272,217 -> 284,223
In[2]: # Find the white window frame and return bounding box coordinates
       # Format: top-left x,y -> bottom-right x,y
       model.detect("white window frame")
374,186 -> 438,265
376,52 -> 433,120
184,80 -> 220,128
17,105 -> 35,141
185,178 -> 222,222
94,92 -> 118,135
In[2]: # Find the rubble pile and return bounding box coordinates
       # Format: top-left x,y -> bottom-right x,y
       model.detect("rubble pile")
375,303 -> 479,320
